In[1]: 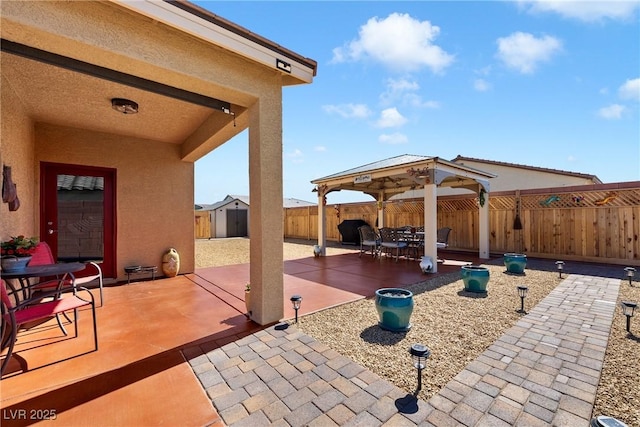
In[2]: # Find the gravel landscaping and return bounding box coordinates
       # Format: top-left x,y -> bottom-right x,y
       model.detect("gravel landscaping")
196,238 -> 639,426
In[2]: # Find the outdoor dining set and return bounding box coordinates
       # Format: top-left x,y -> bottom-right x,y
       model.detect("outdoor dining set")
357,224 -> 452,262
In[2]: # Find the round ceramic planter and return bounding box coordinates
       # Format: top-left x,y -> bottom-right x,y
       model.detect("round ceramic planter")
1,256 -> 32,273
375,288 -> 414,332
461,265 -> 490,293
504,253 -> 527,274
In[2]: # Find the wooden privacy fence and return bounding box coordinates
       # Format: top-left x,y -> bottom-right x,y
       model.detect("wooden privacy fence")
283,182 -> 640,266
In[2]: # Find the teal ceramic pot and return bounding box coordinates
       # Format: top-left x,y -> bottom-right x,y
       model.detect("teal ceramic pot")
1,256 -> 32,273
504,253 -> 527,274
375,288 -> 414,332
461,265 -> 490,293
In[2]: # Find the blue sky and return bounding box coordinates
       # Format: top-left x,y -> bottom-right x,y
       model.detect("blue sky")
193,1 -> 640,204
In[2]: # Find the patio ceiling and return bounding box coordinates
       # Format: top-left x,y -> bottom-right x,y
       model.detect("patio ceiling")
311,154 -> 497,200
1,50 -> 233,147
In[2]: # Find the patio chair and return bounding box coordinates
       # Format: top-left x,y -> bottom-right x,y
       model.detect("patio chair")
437,227 -> 452,249
1,279 -> 98,376
30,242 -> 104,306
379,228 -> 408,262
357,225 -> 380,258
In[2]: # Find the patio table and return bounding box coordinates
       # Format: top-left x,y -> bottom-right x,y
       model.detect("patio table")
2,262 -> 85,302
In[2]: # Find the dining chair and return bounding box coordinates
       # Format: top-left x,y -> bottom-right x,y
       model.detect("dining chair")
30,242 -> 104,306
379,228 -> 408,262
357,225 -> 380,258
1,279 -> 98,375
437,227 -> 452,249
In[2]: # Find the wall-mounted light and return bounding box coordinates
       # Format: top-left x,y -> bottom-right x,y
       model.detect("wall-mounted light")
276,58 -> 291,73
111,98 -> 138,114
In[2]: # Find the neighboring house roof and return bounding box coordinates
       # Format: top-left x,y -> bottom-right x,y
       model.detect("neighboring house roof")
451,155 -> 602,184
195,195 -> 314,210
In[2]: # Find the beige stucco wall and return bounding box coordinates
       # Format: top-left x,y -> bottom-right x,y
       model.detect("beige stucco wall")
34,123 -> 195,279
1,0 -> 296,323
0,73 -> 36,239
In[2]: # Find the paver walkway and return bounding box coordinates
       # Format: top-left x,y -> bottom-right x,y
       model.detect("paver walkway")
186,273 -> 621,426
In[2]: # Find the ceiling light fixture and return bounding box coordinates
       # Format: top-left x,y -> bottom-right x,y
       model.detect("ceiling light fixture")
111,98 -> 139,114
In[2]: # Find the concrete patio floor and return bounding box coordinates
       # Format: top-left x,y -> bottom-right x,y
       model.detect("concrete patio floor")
1,250 -> 476,425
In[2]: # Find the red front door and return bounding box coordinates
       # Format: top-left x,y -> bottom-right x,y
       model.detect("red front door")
40,162 -> 116,279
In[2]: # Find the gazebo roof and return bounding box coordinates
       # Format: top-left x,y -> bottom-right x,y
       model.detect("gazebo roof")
311,154 -> 496,199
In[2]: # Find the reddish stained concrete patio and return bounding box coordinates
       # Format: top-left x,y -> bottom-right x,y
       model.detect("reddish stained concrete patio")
0,250 -> 483,425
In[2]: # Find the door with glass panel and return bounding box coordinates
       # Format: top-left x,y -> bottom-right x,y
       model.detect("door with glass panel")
40,162 -> 116,278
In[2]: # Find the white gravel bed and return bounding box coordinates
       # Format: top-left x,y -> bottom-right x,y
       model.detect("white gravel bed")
196,238 -> 639,426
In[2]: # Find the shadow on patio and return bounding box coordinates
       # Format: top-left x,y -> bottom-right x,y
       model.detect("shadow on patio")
0,250 -> 484,425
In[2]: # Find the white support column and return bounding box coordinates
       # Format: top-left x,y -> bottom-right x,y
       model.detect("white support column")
424,183 -> 438,273
377,192 -> 385,229
317,192 -> 327,256
478,188 -> 490,259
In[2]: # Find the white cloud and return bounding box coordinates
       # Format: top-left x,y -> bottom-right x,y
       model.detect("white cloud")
314,146 -> 327,152
567,155 -> 576,162
322,103 -> 372,119
331,13 -> 454,73
619,78 -> 640,101
380,78 -> 439,108
404,94 -> 440,109
379,133 -> 408,144
285,148 -> 304,163
598,104 -> 626,119
496,32 -> 562,74
375,108 -> 408,128
474,78 -> 492,92
518,0 -> 639,22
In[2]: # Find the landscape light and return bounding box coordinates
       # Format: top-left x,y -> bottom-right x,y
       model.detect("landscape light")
517,286 -> 529,313
624,267 -> 636,285
556,261 -> 565,278
620,301 -> 637,333
409,343 -> 430,393
290,295 -> 302,323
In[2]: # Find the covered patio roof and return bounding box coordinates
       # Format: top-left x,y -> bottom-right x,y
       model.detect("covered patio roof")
311,154 -> 496,200
311,154 -> 497,269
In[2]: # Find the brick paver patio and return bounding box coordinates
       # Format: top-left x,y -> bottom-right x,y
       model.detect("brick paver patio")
185,273 -> 620,426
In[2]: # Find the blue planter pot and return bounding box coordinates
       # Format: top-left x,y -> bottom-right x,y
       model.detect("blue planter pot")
461,265 -> 490,293
1,256 -> 32,273
504,253 -> 527,274
375,288 -> 414,332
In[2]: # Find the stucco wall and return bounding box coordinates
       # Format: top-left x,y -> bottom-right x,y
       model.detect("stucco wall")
0,74 -> 36,240
35,123 -> 195,279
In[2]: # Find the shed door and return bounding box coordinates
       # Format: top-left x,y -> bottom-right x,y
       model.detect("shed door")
226,209 -> 248,237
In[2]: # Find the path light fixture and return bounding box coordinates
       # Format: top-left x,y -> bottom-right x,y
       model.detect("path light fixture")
556,261 -> 565,278
409,343 -> 430,393
620,301 -> 637,333
290,295 -> 302,323
624,267 -> 636,285
517,286 -> 529,313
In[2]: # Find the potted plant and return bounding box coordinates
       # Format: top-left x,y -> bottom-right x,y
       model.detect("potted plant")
244,283 -> 251,314
1,235 -> 38,272
375,288 -> 414,332
461,265 -> 490,293
504,253 -> 527,274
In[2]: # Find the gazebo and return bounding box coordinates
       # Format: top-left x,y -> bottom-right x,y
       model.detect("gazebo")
311,154 -> 496,272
